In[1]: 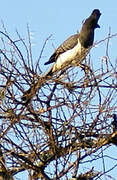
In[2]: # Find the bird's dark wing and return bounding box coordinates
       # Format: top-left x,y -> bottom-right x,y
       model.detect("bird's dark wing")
44,34 -> 79,65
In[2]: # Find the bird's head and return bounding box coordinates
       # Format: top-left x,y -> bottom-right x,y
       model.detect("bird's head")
83,9 -> 101,30
79,9 -> 101,48
92,9 -> 101,18
91,9 -> 101,29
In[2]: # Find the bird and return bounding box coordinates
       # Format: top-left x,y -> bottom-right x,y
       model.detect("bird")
21,9 -> 101,102
44,9 -> 101,76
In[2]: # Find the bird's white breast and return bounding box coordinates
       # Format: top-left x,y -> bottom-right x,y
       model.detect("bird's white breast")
52,39 -> 82,73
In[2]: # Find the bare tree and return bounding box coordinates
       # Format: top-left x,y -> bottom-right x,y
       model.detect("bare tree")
0,25 -> 117,180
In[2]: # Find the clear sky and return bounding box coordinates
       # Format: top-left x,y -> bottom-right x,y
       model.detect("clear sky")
1,0 -> 117,70
1,1 -> 117,179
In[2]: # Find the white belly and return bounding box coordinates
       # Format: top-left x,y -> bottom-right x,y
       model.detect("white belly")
52,40 -> 82,73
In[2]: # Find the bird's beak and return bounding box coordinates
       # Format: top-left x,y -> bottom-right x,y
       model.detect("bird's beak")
96,24 -> 100,28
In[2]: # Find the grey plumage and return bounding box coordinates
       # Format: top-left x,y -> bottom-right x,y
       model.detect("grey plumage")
21,9 -> 101,102
44,34 -> 79,65
44,9 -> 101,76
79,9 -> 101,48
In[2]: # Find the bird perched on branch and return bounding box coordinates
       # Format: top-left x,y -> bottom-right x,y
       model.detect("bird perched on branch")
44,9 -> 101,76
21,9 -> 101,102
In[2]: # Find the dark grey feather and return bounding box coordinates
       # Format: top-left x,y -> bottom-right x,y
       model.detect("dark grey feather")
79,9 -> 101,48
44,34 -> 79,65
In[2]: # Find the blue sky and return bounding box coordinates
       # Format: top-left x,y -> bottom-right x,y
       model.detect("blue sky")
1,0 -> 117,74
1,1 -> 117,179
1,1 -> 117,66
